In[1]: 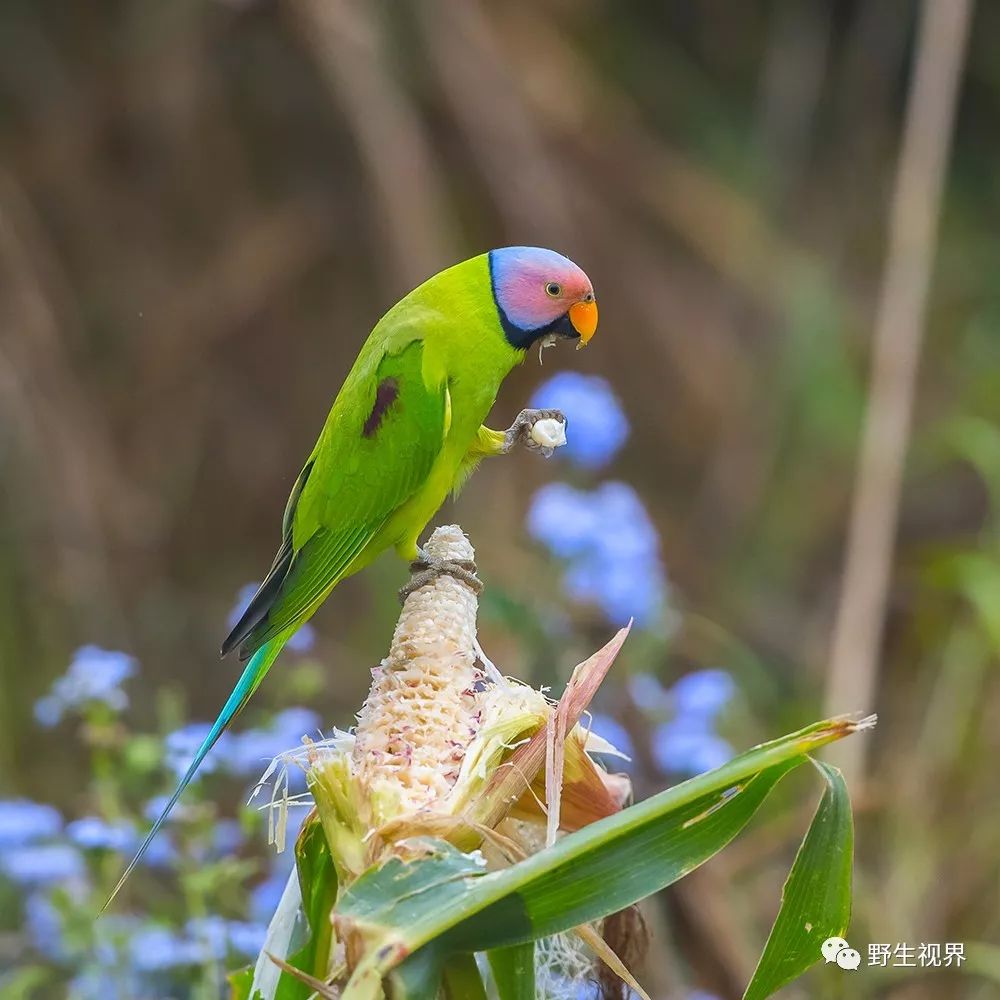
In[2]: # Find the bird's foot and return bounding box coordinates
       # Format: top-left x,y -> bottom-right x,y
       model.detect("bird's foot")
502,408 -> 567,457
398,552 -> 483,604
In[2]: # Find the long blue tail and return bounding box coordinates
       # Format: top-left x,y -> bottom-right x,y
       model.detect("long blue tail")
101,637 -> 286,912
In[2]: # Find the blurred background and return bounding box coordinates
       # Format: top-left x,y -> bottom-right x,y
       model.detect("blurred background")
1,1 -> 998,998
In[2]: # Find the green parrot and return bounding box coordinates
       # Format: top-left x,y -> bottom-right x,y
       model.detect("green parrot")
104,246 -> 598,907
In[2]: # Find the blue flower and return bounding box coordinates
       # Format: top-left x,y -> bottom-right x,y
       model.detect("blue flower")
530,373 -> 629,469
652,720 -> 733,776
587,713 -> 634,759
0,799 -> 62,847
25,892 -> 66,959
671,670 -> 734,721
213,818 -> 244,856
33,696 -> 64,728
589,482 -> 660,556
566,550 -> 663,626
626,674 -> 672,713
189,817 -> 244,864
129,926 -> 203,971
228,583 -> 260,630
164,722 -> 232,780
627,670 -> 736,776
226,707 -> 322,776
34,646 -> 137,727
67,817 -> 137,853
527,483 -> 602,559
0,844 -> 85,886
531,481 -> 667,626
287,624 -> 316,653
230,584 -> 315,654
141,833 -> 178,869
630,669 -> 736,723
275,706 -> 322,740
250,872 -> 289,924
228,921 -> 268,957
186,916 -> 230,960
69,968 -> 134,1000
142,795 -> 176,824
132,804 -> 179,866
183,917 -> 267,960
537,977 -> 642,1000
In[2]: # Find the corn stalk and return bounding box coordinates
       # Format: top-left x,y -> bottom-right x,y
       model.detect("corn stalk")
232,525 -> 873,1000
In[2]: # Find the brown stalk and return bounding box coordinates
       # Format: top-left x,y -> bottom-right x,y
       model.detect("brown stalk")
825,0 -> 973,787
289,0 -> 456,288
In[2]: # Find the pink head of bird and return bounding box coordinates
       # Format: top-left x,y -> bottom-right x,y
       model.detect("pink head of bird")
488,246 -> 598,351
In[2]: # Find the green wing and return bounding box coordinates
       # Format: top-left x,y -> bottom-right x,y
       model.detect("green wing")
222,338 -> 446,660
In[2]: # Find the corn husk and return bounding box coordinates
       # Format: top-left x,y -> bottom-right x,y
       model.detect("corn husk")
258,524 -> 633,995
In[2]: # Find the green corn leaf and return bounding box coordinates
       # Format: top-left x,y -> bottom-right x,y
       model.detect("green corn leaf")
228,963 -> 254,1000
442,953 -> 489,1000
342,763 -> 790,974
340,847 -> 489,1000
487,943 -> 536,1000
339,842 -> 487,930
293,815 -> 339,980
274,815 -> 340,1000
343,764 -> 794,997
338,713 -> 872,995
247,871 -> 305,1000
440,759 -> 799,953
246,815 -> 340,1000
381,946 -> 445,1000
742,760 -> 854,1000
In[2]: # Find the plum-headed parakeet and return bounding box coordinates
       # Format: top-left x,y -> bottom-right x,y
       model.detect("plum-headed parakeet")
105,246 -> 598,906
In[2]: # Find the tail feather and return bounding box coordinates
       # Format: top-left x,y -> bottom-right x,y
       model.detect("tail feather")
101,637 -> 286,913
220,542 -> 293,659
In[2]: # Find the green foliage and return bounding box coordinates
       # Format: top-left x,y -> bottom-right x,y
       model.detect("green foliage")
486,943 -> 536,1000
0,656 -> 312,999
253,716 -> 866,999
743,761 -> 853,1000
292,816 -> 338,985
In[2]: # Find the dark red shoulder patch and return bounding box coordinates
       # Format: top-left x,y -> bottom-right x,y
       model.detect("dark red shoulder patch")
363,377 -> 400,438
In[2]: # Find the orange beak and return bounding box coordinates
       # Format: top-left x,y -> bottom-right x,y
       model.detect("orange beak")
569,298 -> 599,347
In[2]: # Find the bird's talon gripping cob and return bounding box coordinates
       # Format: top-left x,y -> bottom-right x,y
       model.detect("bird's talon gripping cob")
398,554 -> 483,604
503,407 -> 568,456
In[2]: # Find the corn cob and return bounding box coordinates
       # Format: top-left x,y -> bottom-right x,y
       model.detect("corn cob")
351,525 -> 486,824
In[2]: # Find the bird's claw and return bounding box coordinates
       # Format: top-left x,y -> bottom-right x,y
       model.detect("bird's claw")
398,552 -> 483,604
502,408 -> 567,458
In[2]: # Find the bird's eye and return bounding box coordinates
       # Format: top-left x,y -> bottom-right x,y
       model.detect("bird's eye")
583,291 -> 594,303
545,282 -> 562,298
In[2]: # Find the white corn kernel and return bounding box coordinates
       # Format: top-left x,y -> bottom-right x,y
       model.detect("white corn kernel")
352,525 -> 484,821
530,417 -> 567,451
